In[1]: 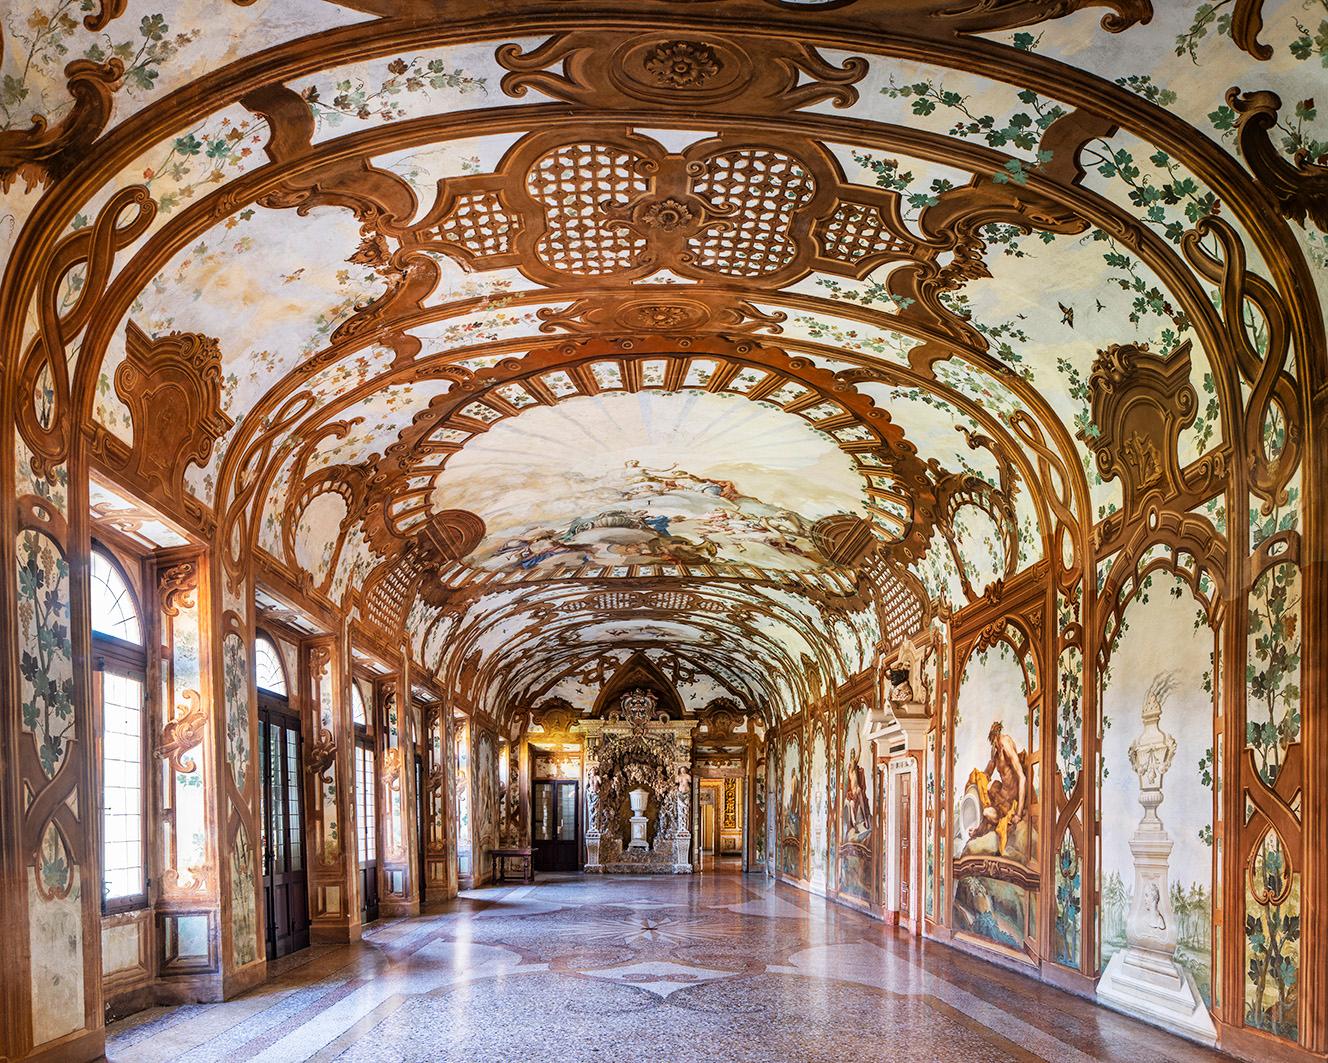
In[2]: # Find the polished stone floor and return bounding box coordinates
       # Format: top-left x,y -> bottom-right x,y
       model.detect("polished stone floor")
108,870 -> 1227,1062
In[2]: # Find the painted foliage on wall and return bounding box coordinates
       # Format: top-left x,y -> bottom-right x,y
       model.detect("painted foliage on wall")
473,727 -> 499,879
808,725 -> 829,891
952,639 -> 1038,954
753,750 -> 767,868
16,530 -> 75,779
778,727 -> 802,879
223,632 -> 250,794
230,824 -> 258,967
1099,572 -> 1215,1005
838,703 -> 875,904
1246,828 -> 1300,1041
16,528 -> 87,1043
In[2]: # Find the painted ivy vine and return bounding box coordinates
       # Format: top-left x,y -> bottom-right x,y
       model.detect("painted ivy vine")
16,533 -> 76,779
1,3 -> 199,132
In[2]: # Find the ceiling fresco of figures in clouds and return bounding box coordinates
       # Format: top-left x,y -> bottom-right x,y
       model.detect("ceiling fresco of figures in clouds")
431,391 -> 868,574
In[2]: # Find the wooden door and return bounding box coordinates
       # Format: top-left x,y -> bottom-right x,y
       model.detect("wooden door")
260,701 -> 309,960
415,753 -> 426,905
531,780 -> 579,872
897,772 -> 912,917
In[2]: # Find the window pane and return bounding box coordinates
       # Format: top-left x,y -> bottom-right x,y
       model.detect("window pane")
286,728 -> 302,872
351,684 -> 368,727
102,672 -> 144,902
558,784 -> 577,841
91,552 -> 141,644
254,635 -> 287,696
534,784 -> 552,842
357,744 -> 377,867
269,723 -> 285,870
260,720 -> 269,867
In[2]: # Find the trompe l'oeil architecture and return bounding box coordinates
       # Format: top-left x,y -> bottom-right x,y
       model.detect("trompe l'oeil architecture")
0,1 -> 1326,1060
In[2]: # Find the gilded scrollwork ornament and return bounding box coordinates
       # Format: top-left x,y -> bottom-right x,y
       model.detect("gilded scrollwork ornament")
0,57 -> 122,192
1226,88 -> 1328,232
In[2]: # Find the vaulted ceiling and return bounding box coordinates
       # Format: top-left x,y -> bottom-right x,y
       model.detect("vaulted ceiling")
4,0 -> 1324,723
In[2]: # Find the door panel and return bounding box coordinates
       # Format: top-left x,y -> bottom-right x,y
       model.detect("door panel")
415,753 -> 426,905
531,780 -> 579,872
261,702 -> 309,960
898,775 -> 912,916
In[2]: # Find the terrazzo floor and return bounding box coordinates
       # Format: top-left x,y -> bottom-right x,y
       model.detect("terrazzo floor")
107,870 -> 1228,1062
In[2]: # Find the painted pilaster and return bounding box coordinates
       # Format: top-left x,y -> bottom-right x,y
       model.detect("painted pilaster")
4,447 -> 104,1060
152,551 -> 225,1002
422,703 -> 452,900
304,631 -> 360,942
213,550 -> 265,996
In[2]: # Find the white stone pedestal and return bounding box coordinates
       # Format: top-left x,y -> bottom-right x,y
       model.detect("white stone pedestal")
672,829 -> 692,873
628,788 -> 650,851
1099,946 -> 1216,1044
584,830 -> 603,873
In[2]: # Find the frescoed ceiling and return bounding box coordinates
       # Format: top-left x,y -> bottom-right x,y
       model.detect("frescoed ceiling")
3,0 -> 1324,723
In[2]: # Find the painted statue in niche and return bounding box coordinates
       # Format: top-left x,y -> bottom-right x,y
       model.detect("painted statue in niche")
1100,575 -> 1214,1006
809,728 -> 829,890
838,704 -> 875,903
952,642 -> 1039,953
778,729 -> 802,878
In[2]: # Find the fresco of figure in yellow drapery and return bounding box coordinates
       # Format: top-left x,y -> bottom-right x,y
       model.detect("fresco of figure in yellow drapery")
966,720 -> 1027,855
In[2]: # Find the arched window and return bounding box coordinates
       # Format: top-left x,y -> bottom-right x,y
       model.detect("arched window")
91,545 -> 147,912
90,549 -> 141,644
254,634 -> 288,696
351,682 -> 369,727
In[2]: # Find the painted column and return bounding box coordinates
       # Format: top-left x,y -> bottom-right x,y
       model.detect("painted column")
212,550 -> 265,996
443,705 -> 458,897
153,551 -> 227,1002
304,631 -> 360,942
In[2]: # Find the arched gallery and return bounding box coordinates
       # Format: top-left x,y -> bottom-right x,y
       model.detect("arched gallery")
0,1 -> 1325,1060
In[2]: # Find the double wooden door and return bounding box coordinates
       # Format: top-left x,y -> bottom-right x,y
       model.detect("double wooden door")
260,701 -> 309,959
531,780 -> 579,872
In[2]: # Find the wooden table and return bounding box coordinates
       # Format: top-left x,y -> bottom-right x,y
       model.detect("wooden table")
492,847 -> 534,883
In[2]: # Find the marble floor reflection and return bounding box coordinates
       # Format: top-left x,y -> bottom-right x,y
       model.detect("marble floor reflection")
108,873 -> 1227,1062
